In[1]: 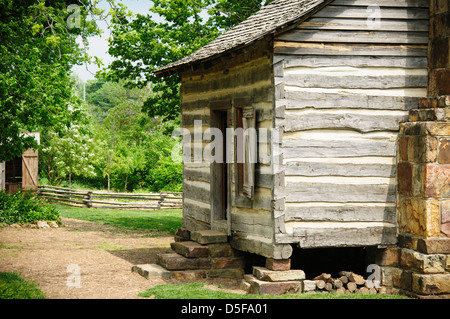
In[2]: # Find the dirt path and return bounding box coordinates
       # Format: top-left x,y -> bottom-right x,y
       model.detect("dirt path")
0,218 -> 242,299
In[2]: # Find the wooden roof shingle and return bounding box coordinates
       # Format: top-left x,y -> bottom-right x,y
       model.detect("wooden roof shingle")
155,0 -> 331,76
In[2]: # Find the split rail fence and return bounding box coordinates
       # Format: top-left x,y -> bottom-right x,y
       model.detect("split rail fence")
37,185 -> 182,210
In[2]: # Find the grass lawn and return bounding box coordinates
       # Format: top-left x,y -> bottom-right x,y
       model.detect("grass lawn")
0,272 -> 46,299
139,283 -> 409,299
54,204 -> 182,235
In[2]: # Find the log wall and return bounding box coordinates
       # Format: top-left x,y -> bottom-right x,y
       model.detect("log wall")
273,0 -> 430,248
179,39 -> 292,259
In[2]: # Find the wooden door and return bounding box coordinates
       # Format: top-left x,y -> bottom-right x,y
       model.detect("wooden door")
209,107 -> 235,235
22,149 -> 38,191
210,110 -> 228,222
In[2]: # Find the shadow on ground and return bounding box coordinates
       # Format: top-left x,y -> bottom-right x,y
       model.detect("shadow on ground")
61,217 -> 171,238
107,247 -> 172,265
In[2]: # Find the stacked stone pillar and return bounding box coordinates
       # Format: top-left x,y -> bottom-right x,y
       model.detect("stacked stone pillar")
380,0 -> 450,298
393,96 -> 450,298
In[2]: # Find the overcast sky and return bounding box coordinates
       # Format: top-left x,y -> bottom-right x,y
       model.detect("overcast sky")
71,0 -> 153,82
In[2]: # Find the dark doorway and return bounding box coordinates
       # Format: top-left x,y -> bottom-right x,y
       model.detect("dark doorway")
210,109 -> 229,222
5,156 -> 22,193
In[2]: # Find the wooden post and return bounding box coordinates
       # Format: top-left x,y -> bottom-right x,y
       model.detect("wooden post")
0,162 -> 4,190
158,192 -> 167,209
83,191 -> 92,208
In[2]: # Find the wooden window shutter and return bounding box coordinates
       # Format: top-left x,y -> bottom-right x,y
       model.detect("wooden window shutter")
242,106 -> 256,199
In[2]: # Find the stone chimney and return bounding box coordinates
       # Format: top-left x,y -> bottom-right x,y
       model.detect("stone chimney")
387,0 -> 450,298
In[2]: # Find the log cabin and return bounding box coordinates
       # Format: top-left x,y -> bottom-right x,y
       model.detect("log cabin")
155,0 -> 431,261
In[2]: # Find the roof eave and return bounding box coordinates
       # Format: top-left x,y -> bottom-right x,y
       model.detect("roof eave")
154,0 -> 334,78
153,35 -> 271,78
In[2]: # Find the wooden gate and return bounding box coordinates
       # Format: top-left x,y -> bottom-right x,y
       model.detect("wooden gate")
22,149 -> 38,191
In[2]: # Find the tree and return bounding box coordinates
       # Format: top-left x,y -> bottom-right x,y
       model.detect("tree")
208,0 -> 274,30
93,126 -> 114,191
85,80 -> 118,122
103,0 -> 273,120
40,102 -> 97,187
0,0 -> 111,162
90,80 -> 153,191
103,0 -> 218,120
143,120 -> 183,192
112,141 -> 146,191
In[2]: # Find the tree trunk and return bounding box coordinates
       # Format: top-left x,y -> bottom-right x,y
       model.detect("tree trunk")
313,273 -> 331,281
68,169 -> 72,200
324,282 -> 333,291
333,279 -> 343,289
346,282 -> 357,292
339,275 -> 348,284
315,280 -> 326,290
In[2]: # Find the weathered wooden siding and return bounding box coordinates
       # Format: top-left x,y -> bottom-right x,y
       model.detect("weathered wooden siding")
273,0 -> 429,248
179,39 -> 291,258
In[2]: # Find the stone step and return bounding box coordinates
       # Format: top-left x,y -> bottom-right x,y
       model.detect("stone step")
244,275 -> 301,295
208,268 -> 245,279
207,243 -> 234,258
212,257 -> 246,270
240,278 -> 251,293
252,266 -> 305,282
171,270 -> 208,280
132,264 -> 244,280
170,241 -> 209,258
132,264 -> 172,279
190,230 -> 228,245
174,227 -> 191,241
157,253 -> 211,271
